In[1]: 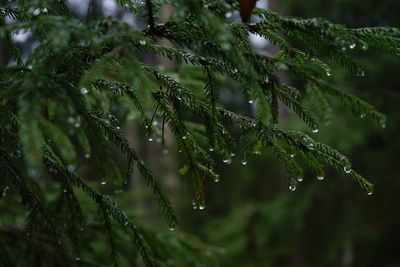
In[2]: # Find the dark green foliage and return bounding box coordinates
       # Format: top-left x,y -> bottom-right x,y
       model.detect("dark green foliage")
0,0 -> 397,266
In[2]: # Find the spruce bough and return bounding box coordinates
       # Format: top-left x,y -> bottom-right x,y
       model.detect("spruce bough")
0,0 -> 398,266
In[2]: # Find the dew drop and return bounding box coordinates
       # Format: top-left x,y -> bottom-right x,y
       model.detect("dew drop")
116,126 -> 120,130
214,176 -> 220,183
192,201 -> 198,209
139,40 -> 146,45
248,99 -> 254,104
223,158 -> 232,165
148,137 -> 153,142
367,191 -> 373,196
349,43 -> 356,49
101,180 -> 107,185
209,147 -> 214,152
360,113 -> 366,119
230,153 -> 235,157
241,160 -> 247,165
312,128 -> 319,133
289,185 -> 296,191
199,204 -> 205,210
182,135 -> 187,140
344,166 -> 351,174
290,154 -> 295,158
168,223 -> 176,231
357,69 -> 365,77
317,175 -> 324,181
326,70 -> 332,77
80,87 -> 89,94
225,12 -> 232,18
297,176 -> 303,182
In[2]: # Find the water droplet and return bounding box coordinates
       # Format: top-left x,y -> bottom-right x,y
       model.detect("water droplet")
344,166 -> 351,174
233,68 -> 238,73
192,200 -> 198,209
360,113 -> 366,119
74,122 -> 80,128
85,153 -> 90,159
312,128 -> 319,133
317,175 -> 324,181
326,70 -> 332,77
289,185 -> 296,191
241,160 -> 247,165
367,191 -> 373,196
148,137 -> 153,142
33,8 -> 41,16
357,69 -> 365,77
230,153 -> 235,157
214,175 -> 220,182
139,40 -> 146,45
349,43 -> 356,49
101,180 -> 107,185
182,135 -> 187,140
199,204 -> 205,210
63,188 -> 67,193
116,126 -> 120,130
209,147 -> 214,152
290,154 -> 295,158
75,257 -> 80,261
223,158 -> 232,165
225,12 -> 232,18
362,43 -> 368,50
297,176 -> 303,182
168,223 -> 176,231
80,87 -> 89,94
248,100 -> 254,104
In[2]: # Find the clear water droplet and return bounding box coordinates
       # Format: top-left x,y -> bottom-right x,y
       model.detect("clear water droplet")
357,69 -> 365,77
289,185 -> 296,191
225,12 -> 232,18
214,175 -> 220,182
362,43 -> 368,50
297,176 -> 303,182
199,204 -> 205,210
312,128 -> 319,133
182,135 -> 187,140
192,201 -> 198,209
344,166 -> 351,174
360,113 -> 366,119
241,160 -> 247,165
148,137 -> 153,142
139,40 -> 146,45
101,181 -> 107,185
290,154 -> 295,158
230,153 -> 235,157
349,43 -> 356,49
326,70 -> 332,76
209,147 -> 214,152
168,223 -> 176,231
223,158 -> 232,165
116,126 -> 120,130
80,87 -> 89,94
248,100 -> 254,104
367,191 -> 373,196
317,175 -> 324,181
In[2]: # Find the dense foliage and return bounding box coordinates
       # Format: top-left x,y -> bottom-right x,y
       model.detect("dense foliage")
0,0 -> 398,266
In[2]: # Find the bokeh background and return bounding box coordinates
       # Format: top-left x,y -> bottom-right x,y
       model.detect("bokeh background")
1,0 -> 399,266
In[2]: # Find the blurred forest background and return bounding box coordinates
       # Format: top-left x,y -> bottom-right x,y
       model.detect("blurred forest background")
1,0 -> 399,266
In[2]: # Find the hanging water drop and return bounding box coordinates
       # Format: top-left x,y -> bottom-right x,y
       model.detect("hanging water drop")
148,137 -> 153,142
214,175 -> 220,182
209,147 -> 214,152
80,87 -> 89,94
349,43 -> 356,49
116,126 -> 120,130
317,175 -> 324,181
297,176 -> 303,182
344,166 -> 351,174
101,180 -> 107,185
199,204 -> 205,210
139,40 -> 146,45
182,135 -> 187,140
357,69 -> 365,77
326,70 -> 332,77
230,153 -> 235,157
241,160 -> 247,165
360,113 -> 366,119
223,158 -> 232,165
168,223 -> 176,231
367,191 -> 373,196
289,185 -> 296,191
290,153 -> 295,158
248,99 -> 254,104
312,128 -> 319,133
